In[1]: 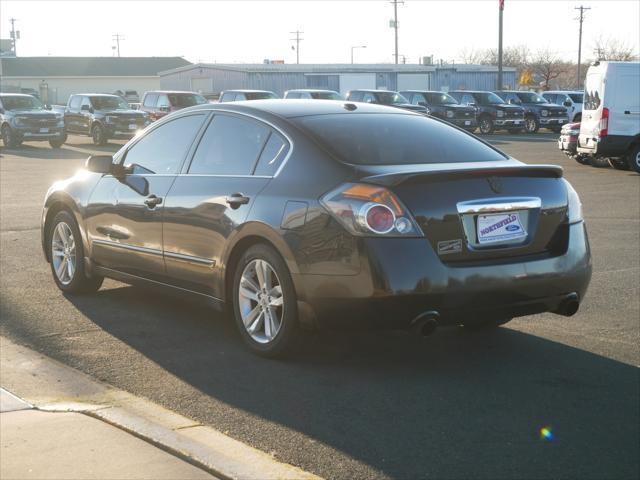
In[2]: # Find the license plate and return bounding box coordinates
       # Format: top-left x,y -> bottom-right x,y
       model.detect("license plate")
39,128 -> 49,133
477,212 -> 526,244
128,124 -> 137,130
464,120 -> 471,126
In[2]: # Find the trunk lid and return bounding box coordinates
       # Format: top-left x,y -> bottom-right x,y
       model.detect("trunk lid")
358,161 -> 569,263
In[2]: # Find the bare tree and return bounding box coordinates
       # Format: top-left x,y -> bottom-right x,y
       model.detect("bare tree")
531,49 -> 568,90
459,48 -> 485,65
592,35 -> 639,61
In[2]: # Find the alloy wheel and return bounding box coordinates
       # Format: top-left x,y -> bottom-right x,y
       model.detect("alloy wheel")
238,259 -> 284,344
525,118 -> 537,133
479,118 -> 492,134
51,221 -> 76,285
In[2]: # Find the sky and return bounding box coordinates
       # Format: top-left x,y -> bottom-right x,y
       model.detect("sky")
1,0 -> 638,65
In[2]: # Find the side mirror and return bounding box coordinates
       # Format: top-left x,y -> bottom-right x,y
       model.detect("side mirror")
563,100 -> 572,107
86,155 -> 114,174
507,98 -> 516,105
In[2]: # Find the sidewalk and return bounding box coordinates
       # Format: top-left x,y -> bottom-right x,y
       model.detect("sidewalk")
0,337 -> 321,480
1,389 -> 215,479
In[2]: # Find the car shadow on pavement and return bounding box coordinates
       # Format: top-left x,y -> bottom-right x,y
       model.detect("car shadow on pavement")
7,284 -> 639,480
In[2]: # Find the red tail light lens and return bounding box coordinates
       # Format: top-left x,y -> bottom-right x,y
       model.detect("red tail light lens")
599,107 -> 609,137
320,183 -> 423,237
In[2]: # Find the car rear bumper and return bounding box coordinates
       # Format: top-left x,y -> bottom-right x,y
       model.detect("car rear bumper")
294,222 -> 591,329
577,135 -> 632,158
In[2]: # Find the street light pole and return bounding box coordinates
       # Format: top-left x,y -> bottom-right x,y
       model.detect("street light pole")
497,0 -> 504,90
351,45 -> 367,64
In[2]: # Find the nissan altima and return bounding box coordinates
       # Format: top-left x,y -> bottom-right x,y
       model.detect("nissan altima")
41,100 -> 592,357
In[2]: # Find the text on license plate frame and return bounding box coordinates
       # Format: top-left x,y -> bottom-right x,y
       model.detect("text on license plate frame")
477,212 -> 527,244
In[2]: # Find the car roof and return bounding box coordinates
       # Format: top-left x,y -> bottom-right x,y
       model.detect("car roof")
182,99 -> 415,119
286,89 -> 337,93
145,90 -> 200,95
0,93 -> 35,97
222,89 -> 275,93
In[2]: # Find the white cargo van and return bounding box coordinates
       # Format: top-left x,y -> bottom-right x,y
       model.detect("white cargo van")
577,61 -> 640,172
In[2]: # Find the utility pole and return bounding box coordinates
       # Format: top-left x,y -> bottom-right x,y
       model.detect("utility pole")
9,18 -> 18,56
575,6 -> 590,87
497,0 -> 504,90
112,33 -> 124,57
390,0 -> 403,64
290,30 -> 304,64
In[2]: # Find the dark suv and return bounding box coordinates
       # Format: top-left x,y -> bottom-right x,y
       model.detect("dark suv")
140,91 -> 207,122
346,90 -> 428,114
284,89 -> 343,100
400,90 -> 477,132
218,90 -> 279,102
0,93 -> 66,148
64,94 -> 150,145
449,91 -> 525,134
494,91 -> 568,133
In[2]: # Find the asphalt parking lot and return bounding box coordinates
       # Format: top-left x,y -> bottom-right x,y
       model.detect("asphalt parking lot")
1,133 -> 638,479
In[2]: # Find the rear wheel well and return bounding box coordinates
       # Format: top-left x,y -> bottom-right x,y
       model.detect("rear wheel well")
224,236 -> 283,304
43,201 -> 71,262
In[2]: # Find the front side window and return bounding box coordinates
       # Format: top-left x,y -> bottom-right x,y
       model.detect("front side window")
476,92 -> 506,105
374,92 -> 408,105
90,96 -> 130,110
1,95 -> 44,111
461,94 -> 476,105
188,114 -> 270,175
156,95 -> 170,108
362,92 -> 377,103
124,114 -> 206,174
295,113 -> 507,165
69,96 -> 82,109
81,97 -> 92,109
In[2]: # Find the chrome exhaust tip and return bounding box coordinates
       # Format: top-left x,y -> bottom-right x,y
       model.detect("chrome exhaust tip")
554,293 -> 580,317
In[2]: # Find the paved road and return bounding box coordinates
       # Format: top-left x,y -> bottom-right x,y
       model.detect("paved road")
1,134 -> 638,480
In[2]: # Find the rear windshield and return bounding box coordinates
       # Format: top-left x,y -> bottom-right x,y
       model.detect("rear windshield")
295,113 -> 507,165
569,93 -> 583,103
310,91 -> 343,100
168,93 -> 207,107
246,92 -> 278,100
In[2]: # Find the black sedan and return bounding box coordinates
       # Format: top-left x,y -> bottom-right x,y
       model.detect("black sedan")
41,100 -> 592,357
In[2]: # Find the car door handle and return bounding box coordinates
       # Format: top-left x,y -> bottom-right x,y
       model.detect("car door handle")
144,195 -> 163,208
226,193 -> 250,209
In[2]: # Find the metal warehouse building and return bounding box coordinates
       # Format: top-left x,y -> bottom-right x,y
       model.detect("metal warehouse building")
159,63 -> 517,97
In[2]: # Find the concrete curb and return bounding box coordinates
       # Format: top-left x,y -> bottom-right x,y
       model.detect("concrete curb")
1,336 -> 322,480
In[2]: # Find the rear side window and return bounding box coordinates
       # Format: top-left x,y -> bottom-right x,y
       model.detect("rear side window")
254,133 -> 288,176
188,114 -> 270,175
124,114 -> 206,174
584,73 -> 603,110
295,113 -> 507,165
143,93 -> 158,107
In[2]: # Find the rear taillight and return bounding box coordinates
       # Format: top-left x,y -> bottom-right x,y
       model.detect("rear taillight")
599,107 -> 609,137
320,183 -> 423,237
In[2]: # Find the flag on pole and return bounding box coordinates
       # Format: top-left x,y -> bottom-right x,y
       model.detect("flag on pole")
499,0 -> 504,10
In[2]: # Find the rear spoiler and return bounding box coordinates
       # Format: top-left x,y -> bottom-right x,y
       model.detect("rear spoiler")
361,164 -> 564,187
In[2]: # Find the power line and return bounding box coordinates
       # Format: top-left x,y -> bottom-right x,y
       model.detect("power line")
390,0 -> 403,64
575,5 -> 591,87
290,30 -> 304,64
112,33 -> 125,57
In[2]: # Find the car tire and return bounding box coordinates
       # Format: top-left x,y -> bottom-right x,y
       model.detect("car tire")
232,243 -> 299,358
627,144 -> 640,174
478,116 -> 494,134
1,124 -> 19,148
589,156 -> 610,168
48,210 -> 103,294
608,158 -> 630,170
91,124 -> 107,146
524,116 -> 539,134
49,138 -> 65,149
574,154 -> 590,165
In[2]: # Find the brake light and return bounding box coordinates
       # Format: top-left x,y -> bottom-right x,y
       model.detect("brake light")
321,183 -> 423,237
599,107 -> 609,137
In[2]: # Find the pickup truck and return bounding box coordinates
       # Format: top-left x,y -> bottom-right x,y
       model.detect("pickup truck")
0,93 -> 66,148
449,90 -> 525,134
64,93 -> 150,145
494,90 -> 568,133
